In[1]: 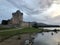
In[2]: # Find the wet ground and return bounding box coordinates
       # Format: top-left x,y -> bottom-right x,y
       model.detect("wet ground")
0,34 -> 31,45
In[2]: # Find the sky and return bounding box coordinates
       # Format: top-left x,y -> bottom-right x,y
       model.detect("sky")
0,0 -> 60,25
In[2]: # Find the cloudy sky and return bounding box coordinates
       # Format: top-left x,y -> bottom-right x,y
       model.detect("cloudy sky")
0,0 -> 60,25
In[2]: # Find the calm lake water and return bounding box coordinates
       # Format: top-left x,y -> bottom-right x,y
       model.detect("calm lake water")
43,27 -> 60,30
33,27 -> 60,45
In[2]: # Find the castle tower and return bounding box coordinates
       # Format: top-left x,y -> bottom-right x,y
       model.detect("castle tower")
12,10 -> 23,26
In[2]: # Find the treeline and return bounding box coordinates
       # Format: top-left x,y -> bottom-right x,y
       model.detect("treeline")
32,22 -> 60,28
1,20 -> 10,25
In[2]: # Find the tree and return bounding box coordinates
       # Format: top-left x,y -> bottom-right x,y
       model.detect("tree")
1,20 -> 8,25
32,22 -> 38,28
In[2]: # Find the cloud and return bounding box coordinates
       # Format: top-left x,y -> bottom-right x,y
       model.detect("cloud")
0,0 -> 18,23
7,0 -> 52,15
0,0 -> 60,25
6,0 -> 53,23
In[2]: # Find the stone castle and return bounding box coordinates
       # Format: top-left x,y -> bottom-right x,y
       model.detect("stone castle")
1,10 -> 32,27
12,10 -> 23,26
7,10 -> 23,27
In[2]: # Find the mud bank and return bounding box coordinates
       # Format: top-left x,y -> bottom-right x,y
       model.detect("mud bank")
0,33 -> 36,45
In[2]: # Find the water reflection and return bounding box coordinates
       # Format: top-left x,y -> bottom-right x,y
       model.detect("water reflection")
43,27 -> 60,30
33,32 -> 60,45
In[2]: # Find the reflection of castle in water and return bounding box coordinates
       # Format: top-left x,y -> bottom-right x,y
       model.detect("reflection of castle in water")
1,10 -> 31,27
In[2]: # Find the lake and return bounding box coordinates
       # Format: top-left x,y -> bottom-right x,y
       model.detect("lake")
43,27 -> 60,30
33,27 -> 60,45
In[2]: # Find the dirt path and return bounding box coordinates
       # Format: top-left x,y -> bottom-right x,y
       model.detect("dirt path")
0,34 -> 31,45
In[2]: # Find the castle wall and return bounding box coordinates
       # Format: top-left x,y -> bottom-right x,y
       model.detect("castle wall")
11,10 -> 23,26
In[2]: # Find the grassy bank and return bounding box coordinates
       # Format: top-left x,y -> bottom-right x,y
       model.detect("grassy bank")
0,27 -> 16,30
0,27 -> 41,42
0,28 -> 41,37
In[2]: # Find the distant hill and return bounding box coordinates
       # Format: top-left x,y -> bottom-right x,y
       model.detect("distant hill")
37,23 -> 47,26
32,22 -> 60,27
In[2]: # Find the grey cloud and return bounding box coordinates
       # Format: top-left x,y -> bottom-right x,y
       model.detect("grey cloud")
0,0 -> 60,25
7,0 -> 53,15
0,0 -> 18,23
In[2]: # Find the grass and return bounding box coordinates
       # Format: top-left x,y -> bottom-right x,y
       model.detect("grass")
0,28 -> 41,37
0,27 -> 41,42
20,28 -> 41,33
0,27 -> 16,30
